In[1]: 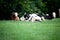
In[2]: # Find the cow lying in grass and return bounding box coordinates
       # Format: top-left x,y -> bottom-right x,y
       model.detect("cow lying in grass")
20,12 -> 55,22
20,13 -> 45,22
11,12 -> 19,20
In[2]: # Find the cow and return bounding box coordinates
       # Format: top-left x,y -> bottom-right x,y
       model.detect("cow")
11,12 -> 19,20
20,13 -> 46,22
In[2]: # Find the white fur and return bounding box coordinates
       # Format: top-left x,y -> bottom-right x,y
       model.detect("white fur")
52,12 -> 56,18
20,16 -> 25,21
28,14 -> 41,22
14,12 -> 18,17
41,16 -> 45,21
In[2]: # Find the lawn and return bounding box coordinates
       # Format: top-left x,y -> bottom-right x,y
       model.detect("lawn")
0,18 -> 60,40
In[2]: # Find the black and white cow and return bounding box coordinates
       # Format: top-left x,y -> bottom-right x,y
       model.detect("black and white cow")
20,12 -> 53,22
20,13 -> 46,22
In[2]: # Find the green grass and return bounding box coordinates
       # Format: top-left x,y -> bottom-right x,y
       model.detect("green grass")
0,18 -> 60,40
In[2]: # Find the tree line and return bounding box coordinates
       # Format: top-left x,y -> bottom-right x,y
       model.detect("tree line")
0,0 -> 60,19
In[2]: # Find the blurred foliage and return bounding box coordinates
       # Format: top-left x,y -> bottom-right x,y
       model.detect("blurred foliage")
0,0 -> 60,17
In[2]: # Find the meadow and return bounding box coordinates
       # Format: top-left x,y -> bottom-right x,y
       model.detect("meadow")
0,18 -> 60,40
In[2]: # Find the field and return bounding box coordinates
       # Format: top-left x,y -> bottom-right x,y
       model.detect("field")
0,18 -> 60,40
